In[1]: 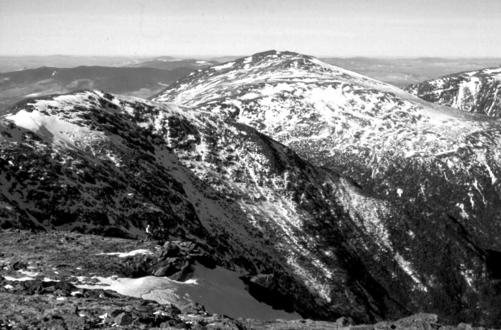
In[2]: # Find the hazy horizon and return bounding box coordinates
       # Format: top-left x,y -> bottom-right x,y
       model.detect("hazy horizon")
2,54 -> 501,60
1,0 -> 501,57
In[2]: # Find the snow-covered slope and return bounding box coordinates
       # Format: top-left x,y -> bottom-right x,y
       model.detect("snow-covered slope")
1,91 -> 207,240
155,50 -> 501,326
154,51 -> 501,245
406,66 -> 501,117
1,90 -> 436,322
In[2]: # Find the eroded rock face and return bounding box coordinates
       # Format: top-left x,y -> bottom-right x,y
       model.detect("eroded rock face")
406,67 -> 501,117
154,50 -> 501,325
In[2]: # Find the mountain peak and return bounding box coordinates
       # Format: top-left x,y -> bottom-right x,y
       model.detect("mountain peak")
206,49 -> 319,73
212,49 -> 337,72
153,50 -> 408,107
243,49 -> 313,61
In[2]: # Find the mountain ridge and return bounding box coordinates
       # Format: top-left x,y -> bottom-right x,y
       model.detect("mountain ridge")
155,50 -> 501,325
406,66 -> 501,117
1,90 -> 419,322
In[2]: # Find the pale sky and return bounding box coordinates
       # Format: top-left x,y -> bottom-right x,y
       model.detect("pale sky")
1,0 -> 500,57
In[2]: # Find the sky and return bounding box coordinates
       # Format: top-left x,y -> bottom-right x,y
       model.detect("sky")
1,0 -> 501,57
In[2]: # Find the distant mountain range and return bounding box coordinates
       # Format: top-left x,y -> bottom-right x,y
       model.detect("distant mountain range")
1,55 -> 500,115
128,58 -> 219,70
0,63 -> 207,112
323,57 -> 501,88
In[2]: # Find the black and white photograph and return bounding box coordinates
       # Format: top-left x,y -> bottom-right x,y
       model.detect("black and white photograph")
1,0 -> 501,329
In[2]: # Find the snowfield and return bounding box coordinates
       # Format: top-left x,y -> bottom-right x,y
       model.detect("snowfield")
76,264 -> 300,320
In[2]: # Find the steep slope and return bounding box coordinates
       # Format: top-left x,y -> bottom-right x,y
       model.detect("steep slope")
1,92 -> 213,240
0,90 -> 444,323
406,67 -> 501,117
155,50 -> 501,326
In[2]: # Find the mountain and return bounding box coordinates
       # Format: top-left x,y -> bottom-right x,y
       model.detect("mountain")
3,51 -> 501,326
0,90 -> 436,323
406,67 -> 501,117
154,50 -> 501,326
128,58 -> 219,70
322,57 -> 501,88
0,66 -> 196,113
0,55 -> 153,73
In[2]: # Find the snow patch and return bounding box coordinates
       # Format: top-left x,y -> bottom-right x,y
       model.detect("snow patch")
454,77 -> 481,110
456,203 -> 469,219
213,62 -> 235,71
18,270 -> 40,277
76,264 -> 299,320
96,249 -> 153,258
394,253 -> 428,292
3,275 -> 34,282
5,109 -> 102,147
460,266 -> 475,288
484,67 -> 501,75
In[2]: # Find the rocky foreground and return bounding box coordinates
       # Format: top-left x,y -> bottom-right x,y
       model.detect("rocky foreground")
0,229 -> 492,330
